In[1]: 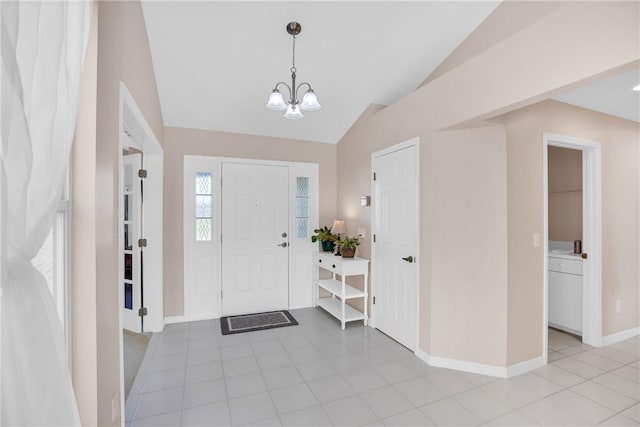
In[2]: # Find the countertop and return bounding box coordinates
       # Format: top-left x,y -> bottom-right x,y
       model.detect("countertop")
548,251 -> 583,261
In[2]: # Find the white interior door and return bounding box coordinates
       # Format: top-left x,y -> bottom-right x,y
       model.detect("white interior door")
373,142 -> 418,350
122,153 -> 142,332
221,163 -> 289,315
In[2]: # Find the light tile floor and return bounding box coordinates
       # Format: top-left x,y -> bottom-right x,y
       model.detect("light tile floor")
126,309 -> 639,426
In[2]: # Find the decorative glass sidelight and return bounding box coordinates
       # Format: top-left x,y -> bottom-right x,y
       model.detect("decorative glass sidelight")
295,177 -> 309,238
196,172 -> 213,241
124,253 -> 133,280
124,283 -> 133,309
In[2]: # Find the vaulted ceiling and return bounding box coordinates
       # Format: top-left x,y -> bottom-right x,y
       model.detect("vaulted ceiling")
142,0 -> 640,143
553,67 -> 640,123
142,1 -> 500,143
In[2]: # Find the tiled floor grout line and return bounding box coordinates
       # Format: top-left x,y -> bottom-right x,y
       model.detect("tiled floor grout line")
127,318 -> 638,426
253,338 -> 284,426
478,347 -> 640,426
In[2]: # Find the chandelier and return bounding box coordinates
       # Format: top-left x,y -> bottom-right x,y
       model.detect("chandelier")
265,22 -> 321,120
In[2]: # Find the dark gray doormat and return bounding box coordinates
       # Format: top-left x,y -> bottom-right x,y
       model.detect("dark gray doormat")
220,310 -> 298,335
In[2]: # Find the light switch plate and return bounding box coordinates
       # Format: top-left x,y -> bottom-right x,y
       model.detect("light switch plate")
533,233 -> 541,248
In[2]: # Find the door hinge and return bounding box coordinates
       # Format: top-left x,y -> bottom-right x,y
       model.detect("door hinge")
221,290 -> 223,299
220,234 -> 223,243
138,238 -> 147,248
373,172 -> 376,181
138,169 -> 147,178
138,307 -> 148,317
373,296 -> 376,305
373,234 -> 376,243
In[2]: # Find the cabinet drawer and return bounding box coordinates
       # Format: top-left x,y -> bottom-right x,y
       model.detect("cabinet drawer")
548,257 -> 582,275
315,254 -> 368,276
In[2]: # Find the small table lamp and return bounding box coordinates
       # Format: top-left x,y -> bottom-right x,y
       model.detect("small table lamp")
331,219 -> 346,255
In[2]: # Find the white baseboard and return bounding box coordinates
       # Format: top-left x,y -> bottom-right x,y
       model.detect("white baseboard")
164,315 -> 186,325
415,349 -> 508,378
601,327 -> 640,346
506,355 -> 545,377
415,350 -> 545,379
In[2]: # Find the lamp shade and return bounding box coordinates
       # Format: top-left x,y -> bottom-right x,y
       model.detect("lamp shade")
265,89 -> 287,111
330,219 -> 345,235
300,89 -> 322,111
283,104 -> 304,120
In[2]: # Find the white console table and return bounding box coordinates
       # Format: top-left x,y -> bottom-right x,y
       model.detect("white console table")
313,252 -> 369,330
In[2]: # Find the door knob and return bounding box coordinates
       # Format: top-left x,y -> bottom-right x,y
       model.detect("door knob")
282,232 -> 287,238
277,242 -> 288,248
402,256 -> 414,263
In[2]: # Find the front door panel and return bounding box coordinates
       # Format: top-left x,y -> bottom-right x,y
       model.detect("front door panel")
221,163 -> 289,315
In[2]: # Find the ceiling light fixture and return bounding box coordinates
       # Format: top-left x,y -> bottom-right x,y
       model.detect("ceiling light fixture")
266,22 -> 321,120
633,84 -> 640,91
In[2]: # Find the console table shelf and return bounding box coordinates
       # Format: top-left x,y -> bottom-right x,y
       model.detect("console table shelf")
314,253 -> 369,330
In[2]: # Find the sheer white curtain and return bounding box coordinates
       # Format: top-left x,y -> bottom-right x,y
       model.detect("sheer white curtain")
1,1 -> 92,425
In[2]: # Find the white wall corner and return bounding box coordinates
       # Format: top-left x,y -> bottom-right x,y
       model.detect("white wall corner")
600,327 -> 640,347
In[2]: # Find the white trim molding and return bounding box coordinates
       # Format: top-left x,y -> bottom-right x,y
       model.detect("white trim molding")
415,350 -> 545,379
601,327 -> 640,347
117,82 -> 165,427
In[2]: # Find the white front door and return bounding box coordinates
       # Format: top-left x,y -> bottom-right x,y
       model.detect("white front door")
122,153 -> 143,332
221,163 -> 289,315
372,141 -> 419,350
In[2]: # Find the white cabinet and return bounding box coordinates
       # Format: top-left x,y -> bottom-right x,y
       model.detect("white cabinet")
548,256 -> 583,335
314,253 -> 369,330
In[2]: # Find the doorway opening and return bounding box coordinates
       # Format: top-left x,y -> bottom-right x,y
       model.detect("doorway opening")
183,156 -> 319,321
118,83 -> 164,408
543,132 -> 602,363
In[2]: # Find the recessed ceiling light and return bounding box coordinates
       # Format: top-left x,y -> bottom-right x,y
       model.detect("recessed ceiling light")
634,84 -> 640,91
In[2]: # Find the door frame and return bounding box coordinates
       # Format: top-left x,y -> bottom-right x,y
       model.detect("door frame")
183,156 -> 319,321
117,82 -> 164,419
543,132 -> 602,359
370,137 -> 420,351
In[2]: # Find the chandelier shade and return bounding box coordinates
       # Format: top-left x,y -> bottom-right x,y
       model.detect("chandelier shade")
284,104 -> 304,120
300,89 -> 321,111
266,89 -> 287,111
266,22 -> 321,120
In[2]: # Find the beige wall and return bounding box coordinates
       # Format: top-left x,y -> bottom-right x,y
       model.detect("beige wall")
71,1 -> 164,425
163,127 -> 337,317
72,5 -> 98,425
337,1 -> 638,367
429,127 -> 508,366
499,100 -> 639,364
548,146 -> 582,242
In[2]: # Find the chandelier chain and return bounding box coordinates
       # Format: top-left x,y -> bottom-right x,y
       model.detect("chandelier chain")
290,34 -> 296,74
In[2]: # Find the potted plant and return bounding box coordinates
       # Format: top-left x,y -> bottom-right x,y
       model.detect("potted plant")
336,236 -> 360,258
311,226 -> 338,252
